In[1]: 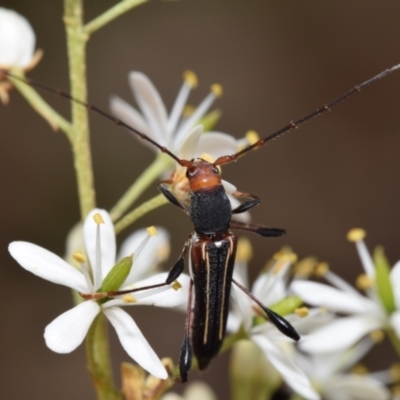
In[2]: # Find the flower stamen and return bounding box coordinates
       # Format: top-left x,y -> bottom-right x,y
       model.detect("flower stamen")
356,273 -> 374,291
73,251 -> 94,293
122,294 -> 137,303
295,307 -> 309,318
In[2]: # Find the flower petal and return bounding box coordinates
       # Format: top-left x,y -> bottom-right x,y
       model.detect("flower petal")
324,375 -> 390,400
195,131 -> 239,159
129,72 -> 169,146
222,180 -> 237,195
9,241 -> 87,292
109,95 -> 151,137
290,280 -> 376,314
175,125 -> 203,160
83,209 -> 116,289
299,315 -> 382,353
174,91 -> 217,146
229,195 -> 251,223
390,260 -> 400,309
253,261 -> 291,305
103,307 -> 167,379
44,300 -> 100,353
252,335 -> 320,400
118,227 -> 170,283
0,8 -> 35,68
64,221 -> 84,267
390,310 -> 400,339
167,80 -> 192,135
104,273 -> 190,309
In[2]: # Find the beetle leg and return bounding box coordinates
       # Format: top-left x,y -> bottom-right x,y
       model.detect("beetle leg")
232,278 -> 300,341
179,280 -> 194,382
231,191 -> 260,214
166,235 -> 192,284
230,221 -> 286,237
158,181 -> 188,212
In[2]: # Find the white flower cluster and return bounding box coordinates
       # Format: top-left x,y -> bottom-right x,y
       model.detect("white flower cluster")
4,8 -> 398,398
9,209 -> 190,380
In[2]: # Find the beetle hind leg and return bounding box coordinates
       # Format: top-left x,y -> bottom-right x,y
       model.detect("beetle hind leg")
179,280 -> 194,382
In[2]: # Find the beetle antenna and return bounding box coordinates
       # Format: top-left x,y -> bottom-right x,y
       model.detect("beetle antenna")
214,63 -> 400,166
1,70 -> 191,167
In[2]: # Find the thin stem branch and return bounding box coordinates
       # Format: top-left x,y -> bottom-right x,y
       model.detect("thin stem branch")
64,0 -> 96,219
84,0 -> 148,36
110,153 -> 173,222
86,314 -> 123,400
114,193 -> 168,234
9,71 -> 73,141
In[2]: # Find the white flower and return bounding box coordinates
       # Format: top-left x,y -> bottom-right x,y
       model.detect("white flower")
110,71 -> 253,220
290,339 -> 391,400
0,8 -> 36,68
228,242 -> 321,400
110,70 -> 240,160
9,209 -> 190,379
291,228 -> 400,354
161,381 -> 216,400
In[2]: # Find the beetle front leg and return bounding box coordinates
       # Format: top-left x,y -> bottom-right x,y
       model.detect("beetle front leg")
158,181 -> 188,212
179,280 -> 193,382
231,191 -> 260,214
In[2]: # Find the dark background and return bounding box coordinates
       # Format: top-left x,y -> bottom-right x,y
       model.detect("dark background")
1,1 -> 400,398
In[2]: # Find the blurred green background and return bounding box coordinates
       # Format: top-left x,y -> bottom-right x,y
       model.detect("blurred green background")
1,0 -> 400,398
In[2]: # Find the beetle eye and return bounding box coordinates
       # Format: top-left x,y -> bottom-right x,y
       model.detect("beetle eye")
212,166 -> 219,174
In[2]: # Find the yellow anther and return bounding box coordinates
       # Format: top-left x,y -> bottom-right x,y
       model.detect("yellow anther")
295,307 -> 309,318
172,280 -> 182,291
183,70 -> 198,88
183,104 -> 195,117
72,251 -> 86,263
390,363 -> 400,382
369,329 -> 385,343
147,226 -> 158,237
347,228 -> 366,242
200,153 -> 215,163
245,130 -> 260,145
272,262 -> 285,274
273,248 -> 297,264
314,262 -> 330,278
293,257 -> 317,278
236,237 -> 253,262
93,213 -> 104,225
355,273 -> 374,290
122,294 -> 137,303
350,363 -> 369,375
211,83 -> 223,98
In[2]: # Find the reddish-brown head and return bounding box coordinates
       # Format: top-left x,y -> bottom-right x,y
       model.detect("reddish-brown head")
185,158 -> 221,192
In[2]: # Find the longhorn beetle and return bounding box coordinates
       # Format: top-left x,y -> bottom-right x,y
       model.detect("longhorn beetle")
2,64 -> 400,381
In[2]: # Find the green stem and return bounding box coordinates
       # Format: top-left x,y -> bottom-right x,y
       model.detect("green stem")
86,314 -> 123,400
9,71 -> 73,141
64,0 -> 96,219
114,193 -> 168,234
84,0 -> 148,36
110,153 -> 173,222
387,328 -> 400,359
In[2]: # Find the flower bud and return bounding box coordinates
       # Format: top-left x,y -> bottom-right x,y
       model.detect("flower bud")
100,256 -> 133,293
374,246 -> 395,314
0,8 -> 36,68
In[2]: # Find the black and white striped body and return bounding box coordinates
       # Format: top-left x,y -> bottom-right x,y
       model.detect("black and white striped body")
189,231 -> 237,370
